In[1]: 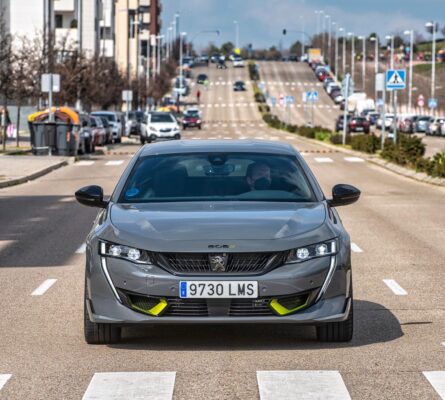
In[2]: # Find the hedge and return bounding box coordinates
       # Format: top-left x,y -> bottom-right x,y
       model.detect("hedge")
350,134 -> 380,154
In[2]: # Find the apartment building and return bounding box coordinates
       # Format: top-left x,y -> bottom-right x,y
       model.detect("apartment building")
1,0 -> 113,57
115,0 -> 161,80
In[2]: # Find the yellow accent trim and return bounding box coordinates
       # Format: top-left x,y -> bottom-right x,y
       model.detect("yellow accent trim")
270,297 -> 309,316
148,299 -> 168,316
130,298 -> 168,316
27,107 -> 80,124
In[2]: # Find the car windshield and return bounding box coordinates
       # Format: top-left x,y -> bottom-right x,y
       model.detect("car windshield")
151,114 -> 175,123
93,113 -> 116,122
120,153 -> 316,203
185,111 -> 200,118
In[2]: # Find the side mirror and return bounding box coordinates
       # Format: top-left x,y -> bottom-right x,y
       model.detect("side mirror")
75,185 -> 108,208
327,184 -> 361,207
82,120 -> 88,127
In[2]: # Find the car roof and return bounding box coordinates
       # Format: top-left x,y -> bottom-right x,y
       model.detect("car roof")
139,140 -> 297,157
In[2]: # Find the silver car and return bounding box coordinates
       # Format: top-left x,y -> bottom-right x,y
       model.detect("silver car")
76,140 -> 360,344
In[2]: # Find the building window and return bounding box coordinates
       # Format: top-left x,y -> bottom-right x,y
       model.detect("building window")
55,14 -> 63,29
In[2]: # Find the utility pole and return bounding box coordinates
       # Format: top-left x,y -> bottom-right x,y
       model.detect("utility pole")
404,30 -> 414,113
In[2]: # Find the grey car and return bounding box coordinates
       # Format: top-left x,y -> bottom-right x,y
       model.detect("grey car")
75,140 -> 360,344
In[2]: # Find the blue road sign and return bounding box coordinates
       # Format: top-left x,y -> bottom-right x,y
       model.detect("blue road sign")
285,95 -> 295,106
271,96 -> 277,107
376,98 -> 384,107
428,98 -> 438,109
306,90 -> 319,102
386,69 -> 406,90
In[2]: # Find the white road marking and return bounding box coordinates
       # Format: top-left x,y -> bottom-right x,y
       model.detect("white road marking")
423,371 -> 445,399
105,160 -> 124,166
215,82 -> 220,85
82,372 -> 176,400
255,136 -> 266,140
207,104 -> 213,108
257,371 -> 351,400
31,279 -> 57,296
300,152 -> 309,156
345,157 -> 365,163
383,279 -> 408,295
270,136 -> 279,140
76,243 -> 87,254
441,342 -> 445,347
286,136 -> 294,140
0,375 -> 11,392
222,124 -> 228,127
75,161 -> 95,166
223,137 -> 232,140
351,243 -> 363,253
314,157 -> 333,163
191,137 -> 199,140
221,104 -> 226,107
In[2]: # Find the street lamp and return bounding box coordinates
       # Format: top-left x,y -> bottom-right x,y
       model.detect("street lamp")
314,10 -> 324,47
179,32 -> 187,86
348,32 -> 355,82
234,20 -> 239,50
425,21 -> 437,111
300,15 -> 305,59
385,35 -> 394,69
325,15 -> 331,65
369,36 -> 379,102
404,30 -> 414,113
339,28 -> 346,77
358,36 -> 366,91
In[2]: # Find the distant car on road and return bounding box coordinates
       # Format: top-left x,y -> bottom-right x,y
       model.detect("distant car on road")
426,117 -> 445,136
217,60 -> 227,69
182,108 -> 202,130
233,81 -> 246,91
196,74 -> 208,84
233,56 -> 245,68
76,140 -> 361,344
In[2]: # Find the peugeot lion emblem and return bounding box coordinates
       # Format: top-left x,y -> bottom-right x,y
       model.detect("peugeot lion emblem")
209,253 -> 229,272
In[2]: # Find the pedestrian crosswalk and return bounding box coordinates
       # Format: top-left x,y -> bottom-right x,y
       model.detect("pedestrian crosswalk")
1,371 -> 444,399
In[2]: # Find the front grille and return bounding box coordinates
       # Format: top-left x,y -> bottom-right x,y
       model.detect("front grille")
229,299 -> 274,316
152,252 -> 288,275
163,298 -> 208,317
160,128 -> 172,132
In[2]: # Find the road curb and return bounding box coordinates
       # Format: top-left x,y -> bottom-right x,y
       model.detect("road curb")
283,132 -> 445,188
0,159 -> 71,189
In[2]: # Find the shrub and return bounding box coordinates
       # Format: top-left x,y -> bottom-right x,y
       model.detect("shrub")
254,92 -> 266,103
258,104 -> 270,114
248,62 -> 259,81
330,133 -> 351,145
350,134 -> 380,154
297,127 -> 316,138
286,124 -> 298,133
262,113 -> 281,129
381,134 -> 425,166
432,151 -> 445,178
415,157 -> 434,175
315,131 -> 331,142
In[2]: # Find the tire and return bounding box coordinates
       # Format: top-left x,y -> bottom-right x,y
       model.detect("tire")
85,138 -> 92,154
198,125 -> 202,130
174,134 -> 181,140
84,283 -> 121,345
140,137 -> 146,145
316,297 -> 353,342
116,137 -> 122,144
183,125 -> 187,130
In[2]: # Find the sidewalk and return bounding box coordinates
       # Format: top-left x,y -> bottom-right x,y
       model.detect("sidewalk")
0,155 -> 71,188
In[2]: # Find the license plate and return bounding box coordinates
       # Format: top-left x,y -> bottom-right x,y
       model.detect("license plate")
356,127 -> 363,131
179,281 -> 258,298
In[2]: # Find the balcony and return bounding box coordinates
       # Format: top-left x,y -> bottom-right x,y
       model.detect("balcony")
54,0 -> 75,12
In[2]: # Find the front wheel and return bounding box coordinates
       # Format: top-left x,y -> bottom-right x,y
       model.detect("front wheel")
84,286 -> 121,345
316,298 -> 353,342
140,137 -> 146,145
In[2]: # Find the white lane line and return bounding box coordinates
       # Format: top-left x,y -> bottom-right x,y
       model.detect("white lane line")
191,137 -> 199,140
31,279 -> 57,296
314,157 -> 333,163
441,342 -> 445,347
286,136 -> 294,140
257,371 -> 351,400
344,157 -> 364,163
105,160 -> 124,166
82,372 -> 176,400
76,243 -> 87,254
351,243 -> 363,253
75,161 -> 95,166
383,279 -> 408,295
0,375 -> 11,392
423,371 -> 445,399
255,136 -> 266,140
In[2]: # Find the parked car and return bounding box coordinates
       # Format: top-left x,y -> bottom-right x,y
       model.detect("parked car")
75,140 -> 361,344
97,116 -> 113,144
90,116 -> 107,147
128,111 -> 145,137
78,113 -> 94,154
196,74 -> 208,84
141,112 -> 181,144
399,116 -> 417,133
323,77 -> 335,89
182,108 -> 202,130
91,111 -> 123,143
233,81 -> 246,91
415,116 -> 433,133
376,114 -> 394,130
426,117 -> 445,136
330,90 -> 344,104
348,117 -> 370,134
366,112 -> 380,126
335,114 -> 351,132
327,84 -> 341,95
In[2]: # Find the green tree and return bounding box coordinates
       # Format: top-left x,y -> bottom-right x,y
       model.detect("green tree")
220,41 -> 235,56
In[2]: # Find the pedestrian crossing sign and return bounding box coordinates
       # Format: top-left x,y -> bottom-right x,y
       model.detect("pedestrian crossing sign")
386,69 -> 406,90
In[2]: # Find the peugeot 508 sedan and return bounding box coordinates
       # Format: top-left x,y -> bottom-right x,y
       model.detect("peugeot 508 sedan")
76,140 -> 360,344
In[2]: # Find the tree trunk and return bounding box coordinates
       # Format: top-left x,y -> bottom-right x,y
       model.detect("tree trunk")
16,104 -> 21,148
2,100 -> 7,152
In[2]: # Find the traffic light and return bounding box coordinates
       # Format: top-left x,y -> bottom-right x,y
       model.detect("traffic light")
283,29 -> 287,35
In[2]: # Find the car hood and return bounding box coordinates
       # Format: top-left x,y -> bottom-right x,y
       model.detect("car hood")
104,202 -> 332,252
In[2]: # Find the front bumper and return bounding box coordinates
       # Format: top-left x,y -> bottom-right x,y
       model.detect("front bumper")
86,247 -> 351,325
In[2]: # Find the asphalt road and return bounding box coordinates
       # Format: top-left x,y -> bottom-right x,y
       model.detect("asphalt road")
0,61 -> 444,400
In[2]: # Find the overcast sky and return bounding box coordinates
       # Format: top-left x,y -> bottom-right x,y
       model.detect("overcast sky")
162,0 -> 445,49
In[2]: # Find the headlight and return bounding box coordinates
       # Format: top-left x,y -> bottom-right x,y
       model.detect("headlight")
99,241 -> 152,264
149,126 -> 157,132
285,239 -> 337,264
197,120 -> 202,123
